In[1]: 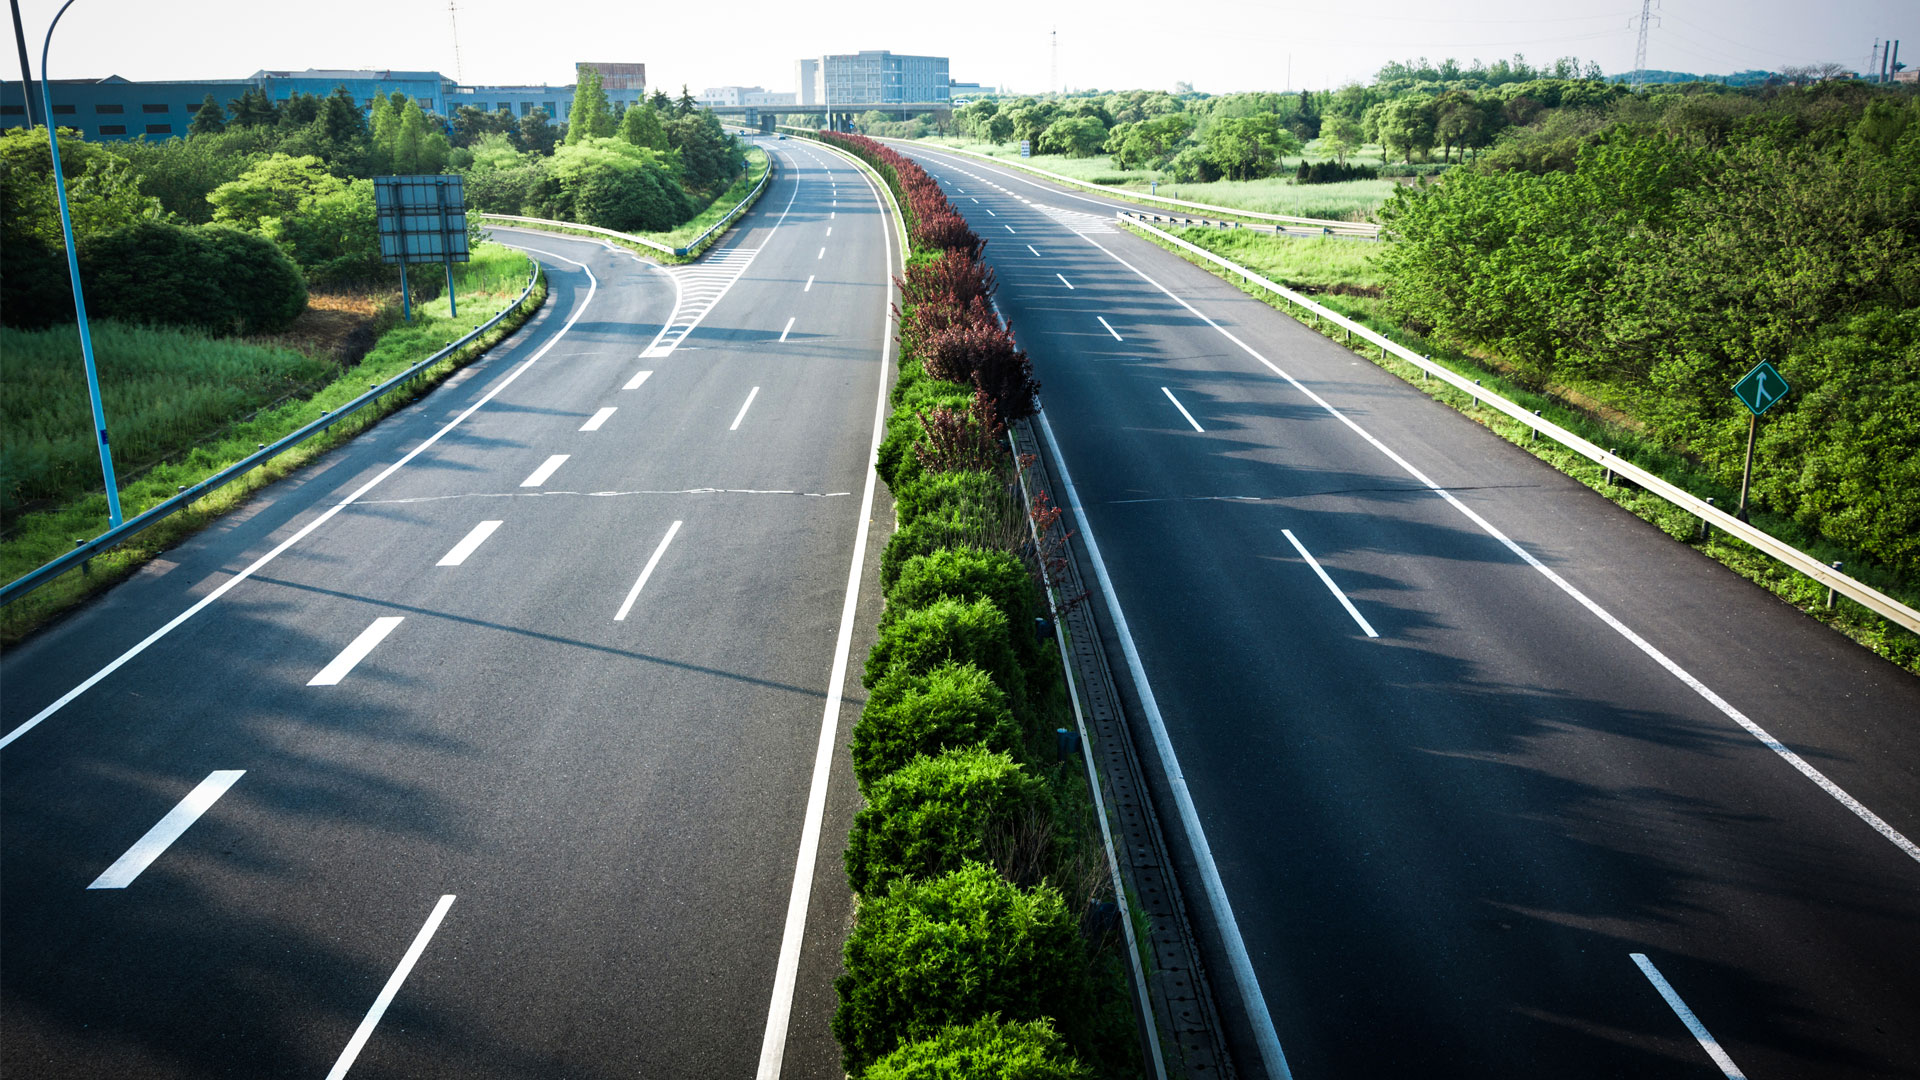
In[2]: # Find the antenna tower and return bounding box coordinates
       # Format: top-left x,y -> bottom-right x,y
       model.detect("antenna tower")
1050,28 -> 1058,96
1629,0 -> 1659,89
448,0 -> 464,84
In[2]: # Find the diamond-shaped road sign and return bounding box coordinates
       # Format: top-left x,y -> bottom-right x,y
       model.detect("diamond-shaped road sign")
1732,360 -> 1790,416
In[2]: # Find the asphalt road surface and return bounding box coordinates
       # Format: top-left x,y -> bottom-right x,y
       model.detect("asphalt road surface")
1,137 -> 894,1079
892,142 -> 1920,1080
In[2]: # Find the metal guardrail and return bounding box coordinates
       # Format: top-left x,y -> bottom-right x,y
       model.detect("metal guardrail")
879,137 -> 1382,236
0,260 -> 542,607
1119,211 -> 1920,636
1132,209 -> 1380,242
477,152 -> 774,259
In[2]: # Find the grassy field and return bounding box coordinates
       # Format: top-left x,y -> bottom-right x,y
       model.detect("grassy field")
1167,226 -> 1386,291
914,136 -> 1401,222
1132,221 -> 1920,673
1,242 -> 543,641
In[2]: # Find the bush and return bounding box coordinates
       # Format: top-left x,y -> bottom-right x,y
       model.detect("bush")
893,468 -> 1004,525
833,862 -> 1087,1074
880,507 -> 1012,591
865,1016 -> 1093,1080
863,597 -> 1021,711
887,547 -> 1037,641
852,661 -> 1024,790
846,747 -> 1041,896
912,210 -> 984,258
82,220 -> 306,335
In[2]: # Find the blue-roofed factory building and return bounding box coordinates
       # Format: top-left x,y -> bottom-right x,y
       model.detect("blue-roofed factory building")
0,62 -> 645,140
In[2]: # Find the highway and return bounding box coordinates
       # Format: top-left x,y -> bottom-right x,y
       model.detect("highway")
891,142 -> 1920,1080
0,138 -> 893,1079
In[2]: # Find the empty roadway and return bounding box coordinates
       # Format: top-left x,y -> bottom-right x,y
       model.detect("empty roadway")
894,142 -> 1920,1080
1,138 -> 893,1079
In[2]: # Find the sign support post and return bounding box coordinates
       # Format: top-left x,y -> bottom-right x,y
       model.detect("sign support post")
1729,360 -> 1791,523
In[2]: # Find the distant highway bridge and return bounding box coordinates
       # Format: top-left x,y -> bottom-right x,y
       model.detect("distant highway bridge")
703,101 -> 951,131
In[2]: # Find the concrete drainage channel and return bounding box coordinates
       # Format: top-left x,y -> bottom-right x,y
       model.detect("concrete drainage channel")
1013,415 -> 1236,1079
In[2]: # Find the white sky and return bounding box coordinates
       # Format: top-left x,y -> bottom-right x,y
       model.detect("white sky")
14,0 -> 1913,97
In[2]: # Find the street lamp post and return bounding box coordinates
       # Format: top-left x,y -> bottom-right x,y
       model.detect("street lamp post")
39,0 -> 122,527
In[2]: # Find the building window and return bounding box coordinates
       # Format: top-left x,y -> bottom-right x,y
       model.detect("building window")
51,103 -> 74,115
99,124 -> 126,135
1,105 -> 23,115
145,123 -> 171,134
95,103 -> 123,114
142,103 -> 167,113
543,101 -> 556,115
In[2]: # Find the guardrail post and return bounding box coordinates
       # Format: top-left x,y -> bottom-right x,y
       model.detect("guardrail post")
1827,562 -> 1843,609
1531,410 -> 1541,440
1699,498 -> 1715,541
1605,449 -> 1617,486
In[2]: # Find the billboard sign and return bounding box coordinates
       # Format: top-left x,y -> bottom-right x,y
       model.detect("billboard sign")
375,175 -> 469,265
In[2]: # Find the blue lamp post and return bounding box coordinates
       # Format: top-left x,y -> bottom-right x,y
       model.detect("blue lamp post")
39,0 -> 122,527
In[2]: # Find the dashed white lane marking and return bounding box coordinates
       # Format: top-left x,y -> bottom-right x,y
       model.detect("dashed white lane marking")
0,246 -> 600,751
731,386 -> 761,431
1097,315 -> 1123,341
88,770 -> 244,889
520,454 -> 569,487
1062,222 -> 1920,867
804,275 -> 814,292
579,407 -> 616,432
623,369 -> 653,390
1056,273 -> 1075,290
1161,386 -> 1204,432
325,895 -> 457,1080
1004,224 -> 1016,233
825,227 -> 832,237
642,246 -> 763,360
1283,529 -> 1379,638
1631,954 -> 1748,1079
781,317 -> 795,342
614,520 -> 683,621
1027,244 -> 1042,257
437,520 -> 503,566
985,208 -> 996,216
308,617 -> 405,686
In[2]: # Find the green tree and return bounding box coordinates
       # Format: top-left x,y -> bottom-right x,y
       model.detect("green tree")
617,100 -> 667,149
1370,96 -> 1437,163
1105,112 -> 1192,169
225,86 -> 278,128
567,64 -> 612,144
676,84 -> 698,116
651,88 -> 673,113
518,108 -> 559,155
189,95 -> 226,135
1318,114 -> 1364,164
1037,115 -> 1107,157
1202,115 -> 1299,180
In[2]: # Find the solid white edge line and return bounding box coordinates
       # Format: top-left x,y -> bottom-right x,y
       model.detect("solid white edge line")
1097,315 -> 1123,341
1035,406 -> 1295,1080
324,894 -> 457,1080
579,406 -> 617,432
1,249 -> 596,752
613,520 -> 683,622
730,386 -> 761,431
622,369 -> 653,390
88,770 -> 245,889
436,520 -> 503,567
1630,953 -> 1749,1079
1057,272 -> 1075,290
1282,528 -> 1380,638
519,453 -> 569,487
1065,222 -> 1920,867
1161,386 -> 1205,433
307,616 -> 405,686
755,136 -> 896,1080
780,317 -> 795,342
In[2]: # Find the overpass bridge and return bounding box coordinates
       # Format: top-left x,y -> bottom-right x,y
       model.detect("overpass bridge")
702,101 -> 952,132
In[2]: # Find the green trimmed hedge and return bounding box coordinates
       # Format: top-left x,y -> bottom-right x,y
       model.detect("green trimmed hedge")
852,661 -> 1024,792
865,1016 -> 1094,1080
832,862 -> 1087,1074
862,596 -> 1023,714
845,746 -> 1040,896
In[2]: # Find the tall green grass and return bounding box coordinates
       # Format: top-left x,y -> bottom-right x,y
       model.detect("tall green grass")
1167,226 -> 1386,291
1,242 -> 543,642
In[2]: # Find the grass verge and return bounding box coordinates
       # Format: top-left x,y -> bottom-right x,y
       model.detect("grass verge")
1127,221 -> 1920,674
0,244 -> 546,645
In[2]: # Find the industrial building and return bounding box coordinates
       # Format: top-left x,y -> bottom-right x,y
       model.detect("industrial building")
0,61 -> 646,140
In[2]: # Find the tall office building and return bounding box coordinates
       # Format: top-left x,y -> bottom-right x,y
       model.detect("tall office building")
816,51 -> 949,105
795,59 -> 820,106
